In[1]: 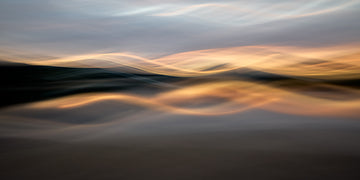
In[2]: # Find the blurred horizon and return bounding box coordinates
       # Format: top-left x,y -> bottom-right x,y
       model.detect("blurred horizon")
1,1 -> 360,180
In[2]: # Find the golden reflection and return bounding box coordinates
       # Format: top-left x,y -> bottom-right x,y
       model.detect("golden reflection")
1,44 -> 359,118
27,80 -> 360,117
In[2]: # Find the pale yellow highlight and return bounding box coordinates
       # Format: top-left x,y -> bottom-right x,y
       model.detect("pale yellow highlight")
4,45 -> 359,79
28,81 -> 360,117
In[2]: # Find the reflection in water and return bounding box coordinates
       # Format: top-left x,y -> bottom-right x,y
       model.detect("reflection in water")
27,80 -> 360,117
1,0 -> 360,178
1,45 -> 360,180
0,45 -> 360,137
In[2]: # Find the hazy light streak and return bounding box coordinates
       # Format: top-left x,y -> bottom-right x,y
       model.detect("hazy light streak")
149,0 -> 358,25
5,45 -> 359,78
28,81 -> 279,116
25,80 -> 360,117
152,3 -> 231,17
0,1 -> 359,141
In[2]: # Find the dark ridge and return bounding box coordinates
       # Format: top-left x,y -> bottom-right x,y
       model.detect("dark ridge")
193,67 -> 360,101
1,62 -> 359,108
328,79 -> 360,88
207,67 -> 300,82
0,63 -> 183,108
214,67 -> 360,89
201,63 -> 229,71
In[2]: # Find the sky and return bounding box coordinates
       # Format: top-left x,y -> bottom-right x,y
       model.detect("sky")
0,0 -> 360,59
2,2 -> 360,180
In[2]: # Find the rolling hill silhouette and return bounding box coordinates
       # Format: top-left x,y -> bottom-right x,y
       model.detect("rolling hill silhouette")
1,60 -> 359,108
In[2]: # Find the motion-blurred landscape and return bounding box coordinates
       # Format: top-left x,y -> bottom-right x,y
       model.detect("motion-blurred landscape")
1,0 -> 360,179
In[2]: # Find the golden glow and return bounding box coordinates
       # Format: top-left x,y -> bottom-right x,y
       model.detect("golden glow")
3,45 -> 359,79
1,44 -> 359,118
27,80 -> 360,117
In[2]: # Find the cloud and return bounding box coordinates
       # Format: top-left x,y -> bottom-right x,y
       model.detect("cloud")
0,0 -> 359,57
